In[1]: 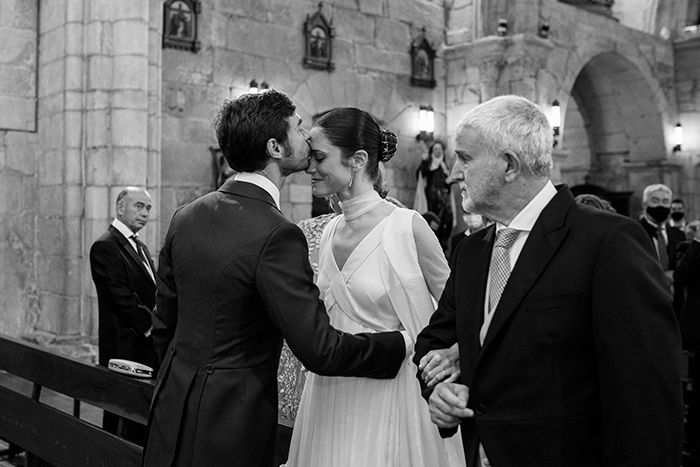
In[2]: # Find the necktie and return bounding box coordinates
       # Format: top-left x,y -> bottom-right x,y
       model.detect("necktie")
130,235 -> 154,279
488,228 -> 521,313
656,227 -> 669,270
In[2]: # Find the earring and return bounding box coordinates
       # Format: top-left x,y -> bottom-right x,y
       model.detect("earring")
348,169 -> 355,189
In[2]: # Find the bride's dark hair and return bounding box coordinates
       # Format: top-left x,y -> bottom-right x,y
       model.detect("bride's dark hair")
314,107 -> 398,198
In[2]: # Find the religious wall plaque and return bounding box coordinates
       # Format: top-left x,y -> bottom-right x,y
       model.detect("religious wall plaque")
163,0 -> 201,52
410,28 -> 436,88
303,3 -> 335,72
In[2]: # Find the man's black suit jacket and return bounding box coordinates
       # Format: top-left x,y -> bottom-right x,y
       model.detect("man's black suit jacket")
638,216 -> 685,270
675,240 -> 700,345
90,225 -> 158,369
142,179 -> 406,467
415,186 -> 683,467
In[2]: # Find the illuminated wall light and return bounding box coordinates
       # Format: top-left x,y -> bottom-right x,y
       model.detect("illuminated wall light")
673,123 -> 683,152
550,100 -> 561,148
416,105 -> 435,142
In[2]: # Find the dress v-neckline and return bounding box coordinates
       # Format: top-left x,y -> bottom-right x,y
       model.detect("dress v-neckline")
331,214 -> 391,274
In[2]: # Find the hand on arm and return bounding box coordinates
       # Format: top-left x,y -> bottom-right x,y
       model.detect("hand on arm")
419,343 -> 460,387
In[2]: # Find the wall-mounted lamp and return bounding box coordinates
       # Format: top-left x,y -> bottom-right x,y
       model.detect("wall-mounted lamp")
550,100 -> 561,148
673,122 -> 683,152
249,80 -> 270,94
416,105 -> 435,142
497,18 -> 508,36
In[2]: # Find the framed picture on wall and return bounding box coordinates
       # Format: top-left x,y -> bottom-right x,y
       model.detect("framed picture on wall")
163,0 -> 201,53
410,28 -> 436,88
303,3 -> 334,72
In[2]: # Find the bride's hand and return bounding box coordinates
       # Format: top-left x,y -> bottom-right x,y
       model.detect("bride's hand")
418,343 -> 460,388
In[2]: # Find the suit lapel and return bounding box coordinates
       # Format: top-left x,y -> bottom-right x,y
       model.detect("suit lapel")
109,225 -> 156,285
460,226 -> 495,370
478,187 -> 574,356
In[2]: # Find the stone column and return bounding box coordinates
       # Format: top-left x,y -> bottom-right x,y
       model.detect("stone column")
30,0 -> 160,358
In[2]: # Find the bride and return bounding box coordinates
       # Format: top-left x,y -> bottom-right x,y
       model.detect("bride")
284,107 -> 464,466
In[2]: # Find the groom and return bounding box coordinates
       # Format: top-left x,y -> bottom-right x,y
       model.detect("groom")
142,90 -> 409,467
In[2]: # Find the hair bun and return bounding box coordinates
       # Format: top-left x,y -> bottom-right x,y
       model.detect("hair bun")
379,129 -> 398,163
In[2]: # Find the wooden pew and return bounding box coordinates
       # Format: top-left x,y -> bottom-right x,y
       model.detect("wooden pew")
0,334 -> 154,466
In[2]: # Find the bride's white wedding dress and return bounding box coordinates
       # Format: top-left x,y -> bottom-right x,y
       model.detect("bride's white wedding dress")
285,196 -> 465,467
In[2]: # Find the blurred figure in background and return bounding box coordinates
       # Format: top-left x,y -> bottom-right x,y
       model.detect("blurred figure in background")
574,193 -> 616,213
670,198 -> 687,230
415,140 -> 455,251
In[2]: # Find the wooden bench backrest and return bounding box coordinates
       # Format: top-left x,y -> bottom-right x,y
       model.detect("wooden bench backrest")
0,334 -> 155,466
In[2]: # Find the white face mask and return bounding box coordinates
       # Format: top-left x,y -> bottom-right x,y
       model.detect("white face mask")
463,213 -> 483,230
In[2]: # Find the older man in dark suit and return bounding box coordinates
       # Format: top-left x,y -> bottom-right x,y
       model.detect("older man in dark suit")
90,186 -> 158,442
142,90 -> 408,467
675,225 -> 700,467
414,95 -> 683,467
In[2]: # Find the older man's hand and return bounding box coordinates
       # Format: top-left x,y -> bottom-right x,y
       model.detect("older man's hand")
428,382 -> 474,429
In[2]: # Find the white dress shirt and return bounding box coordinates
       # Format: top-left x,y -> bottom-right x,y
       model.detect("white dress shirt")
111,218 -> 155,282
480,181 -> 557,345
234,172 -> 281,210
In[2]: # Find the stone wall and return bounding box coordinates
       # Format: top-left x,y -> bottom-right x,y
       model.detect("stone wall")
443,0 -> 681,215
1,0 -> 698,351
160,0 -> 447,228
0,1 -> 38,338
0,0 -> 37,131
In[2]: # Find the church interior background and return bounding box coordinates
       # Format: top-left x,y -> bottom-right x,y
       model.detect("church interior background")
0,0 -> 699,358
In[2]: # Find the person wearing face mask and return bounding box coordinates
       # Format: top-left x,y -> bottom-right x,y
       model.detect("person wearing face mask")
670,198 -> 687,229
638,184 -> 686,280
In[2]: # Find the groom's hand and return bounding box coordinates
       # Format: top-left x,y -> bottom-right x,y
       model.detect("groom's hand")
428,382 -> 473,429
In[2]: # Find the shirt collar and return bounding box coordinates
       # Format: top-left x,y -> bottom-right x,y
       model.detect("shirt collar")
643,214 -> 665,230
111,218 -> 137,240
497,180 -> 557,233
234,172 -> 281,210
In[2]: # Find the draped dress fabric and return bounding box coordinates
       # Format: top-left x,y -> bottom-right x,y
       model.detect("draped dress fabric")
285,206 -> 465,467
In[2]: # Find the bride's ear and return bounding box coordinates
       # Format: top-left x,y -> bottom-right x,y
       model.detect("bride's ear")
350,150 -> 368,171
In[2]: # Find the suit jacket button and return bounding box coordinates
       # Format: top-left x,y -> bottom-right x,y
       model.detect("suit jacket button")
205,364 -> 215,374
475,403 -> 487,416
170,347 -> 176,355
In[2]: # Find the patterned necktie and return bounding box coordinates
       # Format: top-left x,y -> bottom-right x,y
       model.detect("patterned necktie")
130,235 -> 152,271
488,228 -> 521,313
656,227 -> 669,270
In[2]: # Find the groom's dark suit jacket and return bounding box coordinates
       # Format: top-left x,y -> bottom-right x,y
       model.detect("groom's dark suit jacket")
415,186 -> 683,467
142,179 -> 405,467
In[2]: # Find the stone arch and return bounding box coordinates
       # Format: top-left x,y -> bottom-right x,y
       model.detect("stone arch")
556,50 -> 672,197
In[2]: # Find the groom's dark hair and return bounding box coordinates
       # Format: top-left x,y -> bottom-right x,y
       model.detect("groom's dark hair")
214,89 -> 296,172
